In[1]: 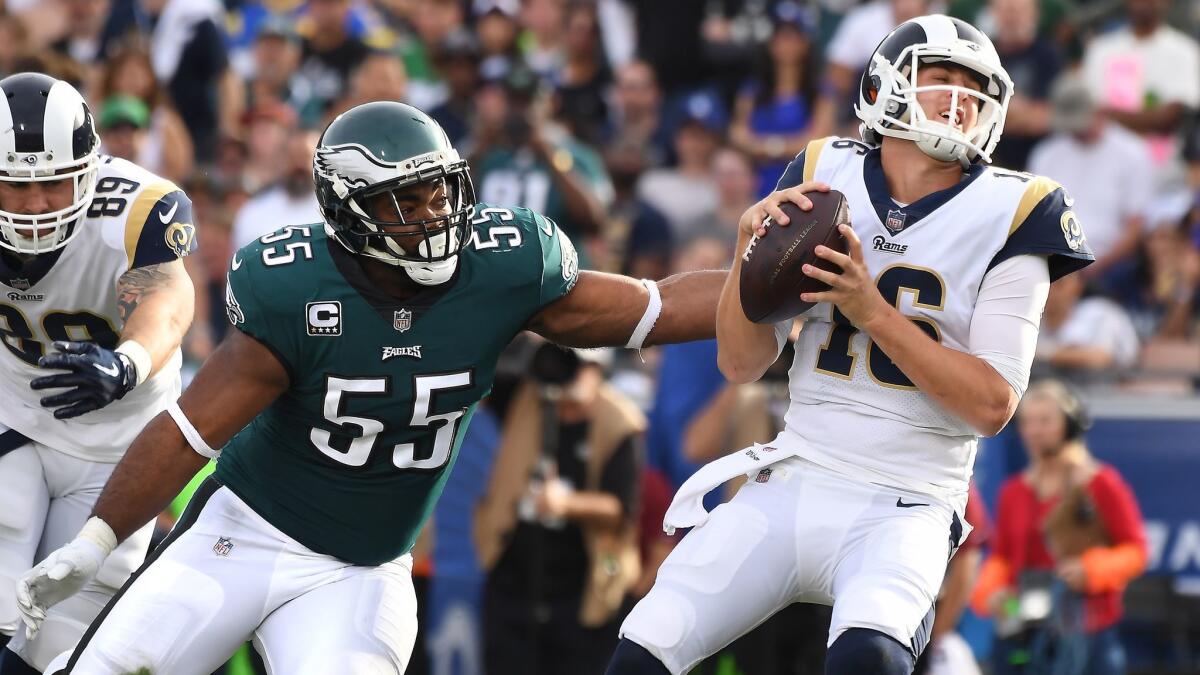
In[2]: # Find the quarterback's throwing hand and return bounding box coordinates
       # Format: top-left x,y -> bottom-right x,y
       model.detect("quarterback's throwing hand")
31,341 -> 138,419
800,224 -> 888,327
16,537 -> 107,639
738,181 -> 831,237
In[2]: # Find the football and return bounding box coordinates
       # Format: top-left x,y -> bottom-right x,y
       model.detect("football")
739,190 -> 851,324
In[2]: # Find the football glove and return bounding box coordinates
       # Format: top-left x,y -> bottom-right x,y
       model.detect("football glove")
15,519 -> 115,639
31,341 -> 138,420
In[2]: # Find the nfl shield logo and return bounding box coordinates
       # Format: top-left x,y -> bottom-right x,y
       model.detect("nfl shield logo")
10,278 -> 30,291
755,468 -> 773,484
213,537 -> 234,557
885,209 -> 907,234
393,308 -> 413,332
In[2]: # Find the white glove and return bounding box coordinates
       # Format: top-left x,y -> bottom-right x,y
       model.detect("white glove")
15,517 -> 116,640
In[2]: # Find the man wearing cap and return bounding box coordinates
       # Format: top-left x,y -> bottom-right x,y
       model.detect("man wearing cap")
96,97 -> 151,167
1028,75 -> 1154,285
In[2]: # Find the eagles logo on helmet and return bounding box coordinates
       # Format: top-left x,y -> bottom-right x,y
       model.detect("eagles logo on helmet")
313,102 -> 477,287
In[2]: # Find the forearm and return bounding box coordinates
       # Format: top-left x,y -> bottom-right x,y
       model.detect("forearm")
547,159 -> 605,236
862,307 -> 1017,435
646,269 -> 726,346
120,290 -> 193,376
683,384 -> 739,462
1048,346 -> 1114,369
91,414 -> 209,543
1081,542 -> 1147,593
1104,104 -> 1184,135
563,491 -> 624,528
716,231 -> 783,382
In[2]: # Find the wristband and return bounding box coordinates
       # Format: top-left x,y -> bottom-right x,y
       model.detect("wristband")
116,340 -> 153,386
78,517 -> 118,556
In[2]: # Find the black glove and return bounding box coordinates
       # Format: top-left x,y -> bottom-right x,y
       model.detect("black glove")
31,341 -> 138,420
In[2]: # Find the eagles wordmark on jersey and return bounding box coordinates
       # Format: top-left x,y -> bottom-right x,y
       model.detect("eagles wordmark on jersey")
220,203 -> 577,565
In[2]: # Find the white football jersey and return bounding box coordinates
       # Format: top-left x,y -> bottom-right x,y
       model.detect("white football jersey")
774,137 -> 1092,499
0,156 -> 195,462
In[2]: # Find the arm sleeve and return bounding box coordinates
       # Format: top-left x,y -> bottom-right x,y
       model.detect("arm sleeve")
224,249 -> 298,381
988,180 -> 1094,281
127,189 -> 197,268
532,210 -> 580,307
969,254 -> 1051,398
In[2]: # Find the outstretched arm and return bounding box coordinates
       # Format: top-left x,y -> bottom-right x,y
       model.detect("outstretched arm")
528,269 -> 726,348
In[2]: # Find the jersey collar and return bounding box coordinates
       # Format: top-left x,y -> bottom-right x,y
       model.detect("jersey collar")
862,149 -> 987,234
327,237 -> 461,329
0,247 -> 66,291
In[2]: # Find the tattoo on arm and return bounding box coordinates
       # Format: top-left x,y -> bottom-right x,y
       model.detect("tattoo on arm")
116,263 -> 174,324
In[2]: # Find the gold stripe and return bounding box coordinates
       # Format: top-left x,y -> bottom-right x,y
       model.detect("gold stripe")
1007,176 -> 1062,238
802,137 -> 832,183
124,180 -> 179,267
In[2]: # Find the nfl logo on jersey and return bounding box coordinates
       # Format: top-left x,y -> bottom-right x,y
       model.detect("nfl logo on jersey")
213,537 -> 234,557
393,309 -> 412,332
885,209 -> 907,234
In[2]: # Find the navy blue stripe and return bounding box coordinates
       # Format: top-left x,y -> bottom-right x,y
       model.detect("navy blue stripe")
863,149 -> 986,230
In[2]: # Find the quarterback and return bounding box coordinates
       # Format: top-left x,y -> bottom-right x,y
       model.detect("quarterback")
0,73 -> 196,674
17,101 -> 720,674
609,15 -> 1094,675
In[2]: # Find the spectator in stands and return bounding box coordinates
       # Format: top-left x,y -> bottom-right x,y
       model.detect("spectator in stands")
555,0 -> 611,147
636,91 -> 724,241
0,14 -> 32,79
601,138 -> 673,279
232,130 -> 322,250
97,95 -> 151,164
972,380 -> 1147,675
690,146 -> 759,248
730,3 -> 822,197
48,0 -> 111,72
94,46 -> 194,182
811,0 -> 929,137
470,65 -> 610,264
1120,219 -> 1200,340
1028,75 -> 1152,286
987,0 -> 1062,171
474,0 -> 523,83
244,16 -> 305,115
138,0 -> 232,163
604,59 -> 671,171
521,0 -> 566,79
294,0 -> 372,127
1082,0 -> 1200,218
475,343 -> 642,675
1036,272 -> 1140,372
328,51 -> 409,120
430,28 -> 483,146
240,100 -> 297,195
624,0 -> 711,98
397,0 -> 467,111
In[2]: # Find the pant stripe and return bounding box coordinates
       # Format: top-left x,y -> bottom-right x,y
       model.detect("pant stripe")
56,475 -> 223,674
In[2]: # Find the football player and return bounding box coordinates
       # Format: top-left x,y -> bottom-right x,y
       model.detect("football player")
17,101 -> 723,674
608,15 -> 1095,675
0,73 -> 196,674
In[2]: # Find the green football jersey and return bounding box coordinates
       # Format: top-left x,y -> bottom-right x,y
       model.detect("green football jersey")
217,204 -> 579,565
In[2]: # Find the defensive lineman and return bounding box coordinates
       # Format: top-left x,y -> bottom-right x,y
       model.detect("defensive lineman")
18,101 -> 721,674
0,73 -> 196,673
609,15 -> 1094,675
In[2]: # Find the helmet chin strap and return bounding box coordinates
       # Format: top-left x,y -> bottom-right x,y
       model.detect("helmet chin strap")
402,257 -> 458,285
913,120 -> 971,167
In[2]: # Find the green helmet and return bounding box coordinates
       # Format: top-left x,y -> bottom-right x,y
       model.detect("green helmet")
313,101 -> 476,285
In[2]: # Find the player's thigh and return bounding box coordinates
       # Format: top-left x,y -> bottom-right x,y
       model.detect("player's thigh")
619,479 -> 800,675
8,585 -> 109,672
254,556 -> 417,675
0,443 -> 49,634
38,454 -> 154,589
61,481 -> 272,675
829,501 -> 959,658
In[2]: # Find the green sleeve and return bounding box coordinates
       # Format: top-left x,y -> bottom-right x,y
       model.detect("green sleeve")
224,239 -> 305,379
531,210 -> 580,307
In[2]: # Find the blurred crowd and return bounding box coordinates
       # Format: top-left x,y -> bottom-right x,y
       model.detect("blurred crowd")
4,0 -> 1199,673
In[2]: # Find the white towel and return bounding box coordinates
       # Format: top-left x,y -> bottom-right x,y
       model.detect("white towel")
662,443 -> 800,534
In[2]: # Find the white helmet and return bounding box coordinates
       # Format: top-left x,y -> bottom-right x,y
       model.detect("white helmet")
856,15 -> 1013,166
0,73 -> 101,255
